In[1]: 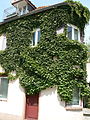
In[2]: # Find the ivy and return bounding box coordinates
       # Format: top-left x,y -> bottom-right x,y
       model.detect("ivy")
0,0 -> 90,102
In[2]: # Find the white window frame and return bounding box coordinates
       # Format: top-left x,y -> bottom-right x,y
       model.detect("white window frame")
66,87 -> 82,107
0,34 -> 7,51
56,24 -> 80,42
67,24 -> 80,41
32,28 -> 40,46
0,77 -> 8,100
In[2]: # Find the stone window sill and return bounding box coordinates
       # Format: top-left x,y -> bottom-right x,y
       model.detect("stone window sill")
0,98 -> 7,102
65,106 -> 82,111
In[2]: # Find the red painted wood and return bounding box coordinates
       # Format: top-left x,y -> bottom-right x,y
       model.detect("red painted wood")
25,94 -> 39,120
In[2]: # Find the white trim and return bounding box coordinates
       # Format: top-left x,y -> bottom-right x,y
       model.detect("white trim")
66,88 -> 82,107
56,27 -> 64,34
32,28 -> 40,46
0,34 -> 7,51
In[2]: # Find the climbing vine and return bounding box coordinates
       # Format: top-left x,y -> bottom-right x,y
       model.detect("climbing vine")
0,0 -> 90,102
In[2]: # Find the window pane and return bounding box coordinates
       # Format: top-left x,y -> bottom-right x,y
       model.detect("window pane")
74,29 -> 78,40
0,78 -> 8,99
23,6 -> 26,14
32,32 -> 36,46
19,8 -> 22,15
72,86 -> 79,105
37,30 -> 41,43
68,26 -> 72,40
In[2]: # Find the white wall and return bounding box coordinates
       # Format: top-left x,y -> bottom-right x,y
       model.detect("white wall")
86,63 -> 90,83
38,87 -> 83,120
0,66 -> 26,120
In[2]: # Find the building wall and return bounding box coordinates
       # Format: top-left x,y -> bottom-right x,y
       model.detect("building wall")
0,67 -> 26,120
38,87 -> 83,120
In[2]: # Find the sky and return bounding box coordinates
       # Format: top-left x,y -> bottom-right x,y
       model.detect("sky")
0,0 -> 90,43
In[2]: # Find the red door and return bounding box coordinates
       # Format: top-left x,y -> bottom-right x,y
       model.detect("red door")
25,94 -> 39,120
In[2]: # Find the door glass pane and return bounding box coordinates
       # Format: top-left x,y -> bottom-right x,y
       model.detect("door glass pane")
74,28 -> 78,40
68,26 -> 72,40
0,78 -> 8,98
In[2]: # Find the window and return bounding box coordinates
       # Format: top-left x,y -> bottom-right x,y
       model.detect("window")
18,6 -> 28,16
68,86 -> 80,106
0,34 -> 7,50
18,8 -> 22,16
32,28 -> 41,46
0,77 -> 8,99
68,26 -> 72,40
23,6 -> 27,14
71,86 -> 79,105
56,24 -> 80,41
67,25 -> 80,41
74,28 -> 78,40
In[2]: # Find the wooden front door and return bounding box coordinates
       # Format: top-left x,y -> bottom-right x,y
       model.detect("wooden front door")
25,94 -> 39,120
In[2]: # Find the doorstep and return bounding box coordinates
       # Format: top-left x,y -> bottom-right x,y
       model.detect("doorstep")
83,108 -> 90,116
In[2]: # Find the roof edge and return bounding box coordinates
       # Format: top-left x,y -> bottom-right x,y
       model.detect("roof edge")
0,2 -> 68,26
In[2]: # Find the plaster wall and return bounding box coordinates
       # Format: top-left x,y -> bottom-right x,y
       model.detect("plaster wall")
38,87 -> 83,120
0,74 -> 26,120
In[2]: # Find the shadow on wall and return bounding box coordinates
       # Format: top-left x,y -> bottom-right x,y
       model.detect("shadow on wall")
40,87 -> 65,107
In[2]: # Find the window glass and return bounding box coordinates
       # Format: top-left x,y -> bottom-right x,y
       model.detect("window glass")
68,26 -> 72,40
0,78 -> 8,99
71,86 -> 79,105
37,30 -> 41,43
74,28 -> 78,40
23,6 -> 26,14
19,8 -> 22,15
32,32 -> 36,46
32,29 -> 41,46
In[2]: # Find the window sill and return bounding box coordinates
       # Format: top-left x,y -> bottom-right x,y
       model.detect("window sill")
65,106 -> 82,111
0,98 -> 7,102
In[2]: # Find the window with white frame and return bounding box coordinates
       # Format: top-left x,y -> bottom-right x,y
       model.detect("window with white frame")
71,86 -> 79,105
68,86 -> 80,106
56,24 -> 80,41
0,77 -> 8,99
0,34 -> 7,50
18,6 -> 28,16
32,28 -> 41,46
67,24 -> 80,41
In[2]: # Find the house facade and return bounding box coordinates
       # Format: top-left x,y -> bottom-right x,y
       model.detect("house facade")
0,0 -> 90,120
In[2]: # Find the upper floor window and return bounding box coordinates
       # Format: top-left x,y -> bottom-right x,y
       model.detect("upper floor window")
32,28 -> 41,46
67,24 -> 80,41
18,5 -> 28,15
0,77 -> 8,99
56,24 -> 80,41
0,34 -> 7,51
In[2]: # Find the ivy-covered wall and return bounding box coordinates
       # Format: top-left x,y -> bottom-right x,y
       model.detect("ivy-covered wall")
0,0 -> 90,102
